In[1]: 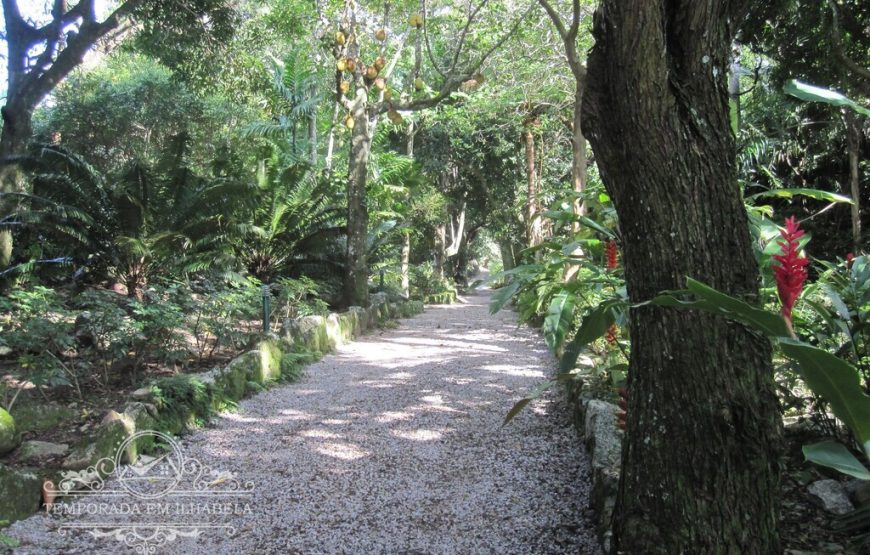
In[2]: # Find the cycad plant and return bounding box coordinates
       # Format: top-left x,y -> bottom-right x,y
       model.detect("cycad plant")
238,162 -> 344,283
9,140 -> 250,293
112,134 -> 252,296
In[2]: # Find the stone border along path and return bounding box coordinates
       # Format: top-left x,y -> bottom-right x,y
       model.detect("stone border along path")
7,287 -> 601,555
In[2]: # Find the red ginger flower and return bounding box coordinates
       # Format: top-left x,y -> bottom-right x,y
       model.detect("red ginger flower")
605,240 -> 619,270
846,252 -> 855,269
772,216 -> 809,325
605,324 -> 618,345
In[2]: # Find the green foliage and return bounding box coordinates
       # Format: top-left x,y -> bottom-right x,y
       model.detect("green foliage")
409,262 -> 455,300
0,287 -> 75,392
150,374 -> 217,429
236,164 -> 344,282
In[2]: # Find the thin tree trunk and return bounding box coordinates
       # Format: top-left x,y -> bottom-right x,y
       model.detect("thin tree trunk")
401,120 -> 416,298
401,232 -> 410,298
729,49 -> 742,134
325,98 -> 341,172
344,89 -> 371,307
523,126 -> 541,248
845,110 -> 862,252
583,1 -> 782,552
571,84 -> 588,221
308,83 -> 318,166
434,224 -> 446,280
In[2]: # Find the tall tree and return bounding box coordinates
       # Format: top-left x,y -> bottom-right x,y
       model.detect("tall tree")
582,1 -> 783,552
334,0 -> 526,307
538,0 -> 589,219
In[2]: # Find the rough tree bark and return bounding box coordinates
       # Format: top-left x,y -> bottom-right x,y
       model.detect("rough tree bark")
582,1 -> 783,552
344,84 -> 372,307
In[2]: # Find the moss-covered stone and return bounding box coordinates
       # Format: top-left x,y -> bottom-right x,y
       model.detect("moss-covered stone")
256,340 -> 283,383
0,464 -> 42,523
217,351 -> 258,400
122,402 -> 157,455
337,311 -> 360,341
286,315 -> 329,353
325,314 -> 342,350
348,306 -> 369,332
62,412 -> 132,470
9,402 -> 76,435
0,407 -> 17,455
18,440 -> 69,463
424,292 -> 457,305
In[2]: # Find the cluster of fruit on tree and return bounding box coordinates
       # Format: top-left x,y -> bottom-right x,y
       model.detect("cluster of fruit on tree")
333,15 -> 429,129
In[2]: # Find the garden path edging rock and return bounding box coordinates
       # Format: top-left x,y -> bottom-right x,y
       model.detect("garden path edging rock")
0,300 -> 424,525
567,390 -> 623,554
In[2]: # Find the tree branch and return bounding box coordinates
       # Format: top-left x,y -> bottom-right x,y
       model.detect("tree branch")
827,0 -> 870,94
22,0 -> 141,108
421,0 -> 447,78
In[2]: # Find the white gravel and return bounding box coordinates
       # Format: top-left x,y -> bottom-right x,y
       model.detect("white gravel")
7,287 -> 601,554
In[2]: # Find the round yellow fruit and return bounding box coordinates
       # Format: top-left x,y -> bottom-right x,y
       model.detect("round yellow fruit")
336,59 -> 347,72
335,31 -> 346,45
374,56 -> 386,70
414,77 -> 425,91
374,77 -> 386,90
340,80 -> 350,94
383,87 -> 392,100
366,66 -> 378,79
345,115 -> 355,129
345,59 -> 356,72
375,28 -> 387,41
388,109 -> 403,124
409,14 -> 423,28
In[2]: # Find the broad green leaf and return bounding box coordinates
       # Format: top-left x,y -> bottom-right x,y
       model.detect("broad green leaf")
489,279 -> 521,315
560,300 -> 625,372
747,188 -> 853,204
643,278 -> 790,338
544,292 -> 575,352
784,79 -> 870,118
503,379 -> 557,425
803,441 -> 870,480
561,239 -> 601,255
780,338 -> 870,452
577,216 -> 616,239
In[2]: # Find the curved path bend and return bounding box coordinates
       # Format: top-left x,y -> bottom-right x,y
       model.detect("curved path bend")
9,287 -> 600,554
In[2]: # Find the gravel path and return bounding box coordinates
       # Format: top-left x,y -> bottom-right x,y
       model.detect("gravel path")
8,287 -> 600,554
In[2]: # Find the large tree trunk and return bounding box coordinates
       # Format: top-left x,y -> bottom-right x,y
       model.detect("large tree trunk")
343,90 -> 371,307
0,103 -> 34,269
583,1 -> 783,552
845,110 -> 862,252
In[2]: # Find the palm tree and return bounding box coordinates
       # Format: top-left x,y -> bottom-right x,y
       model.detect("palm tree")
242,49 -> 321,166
